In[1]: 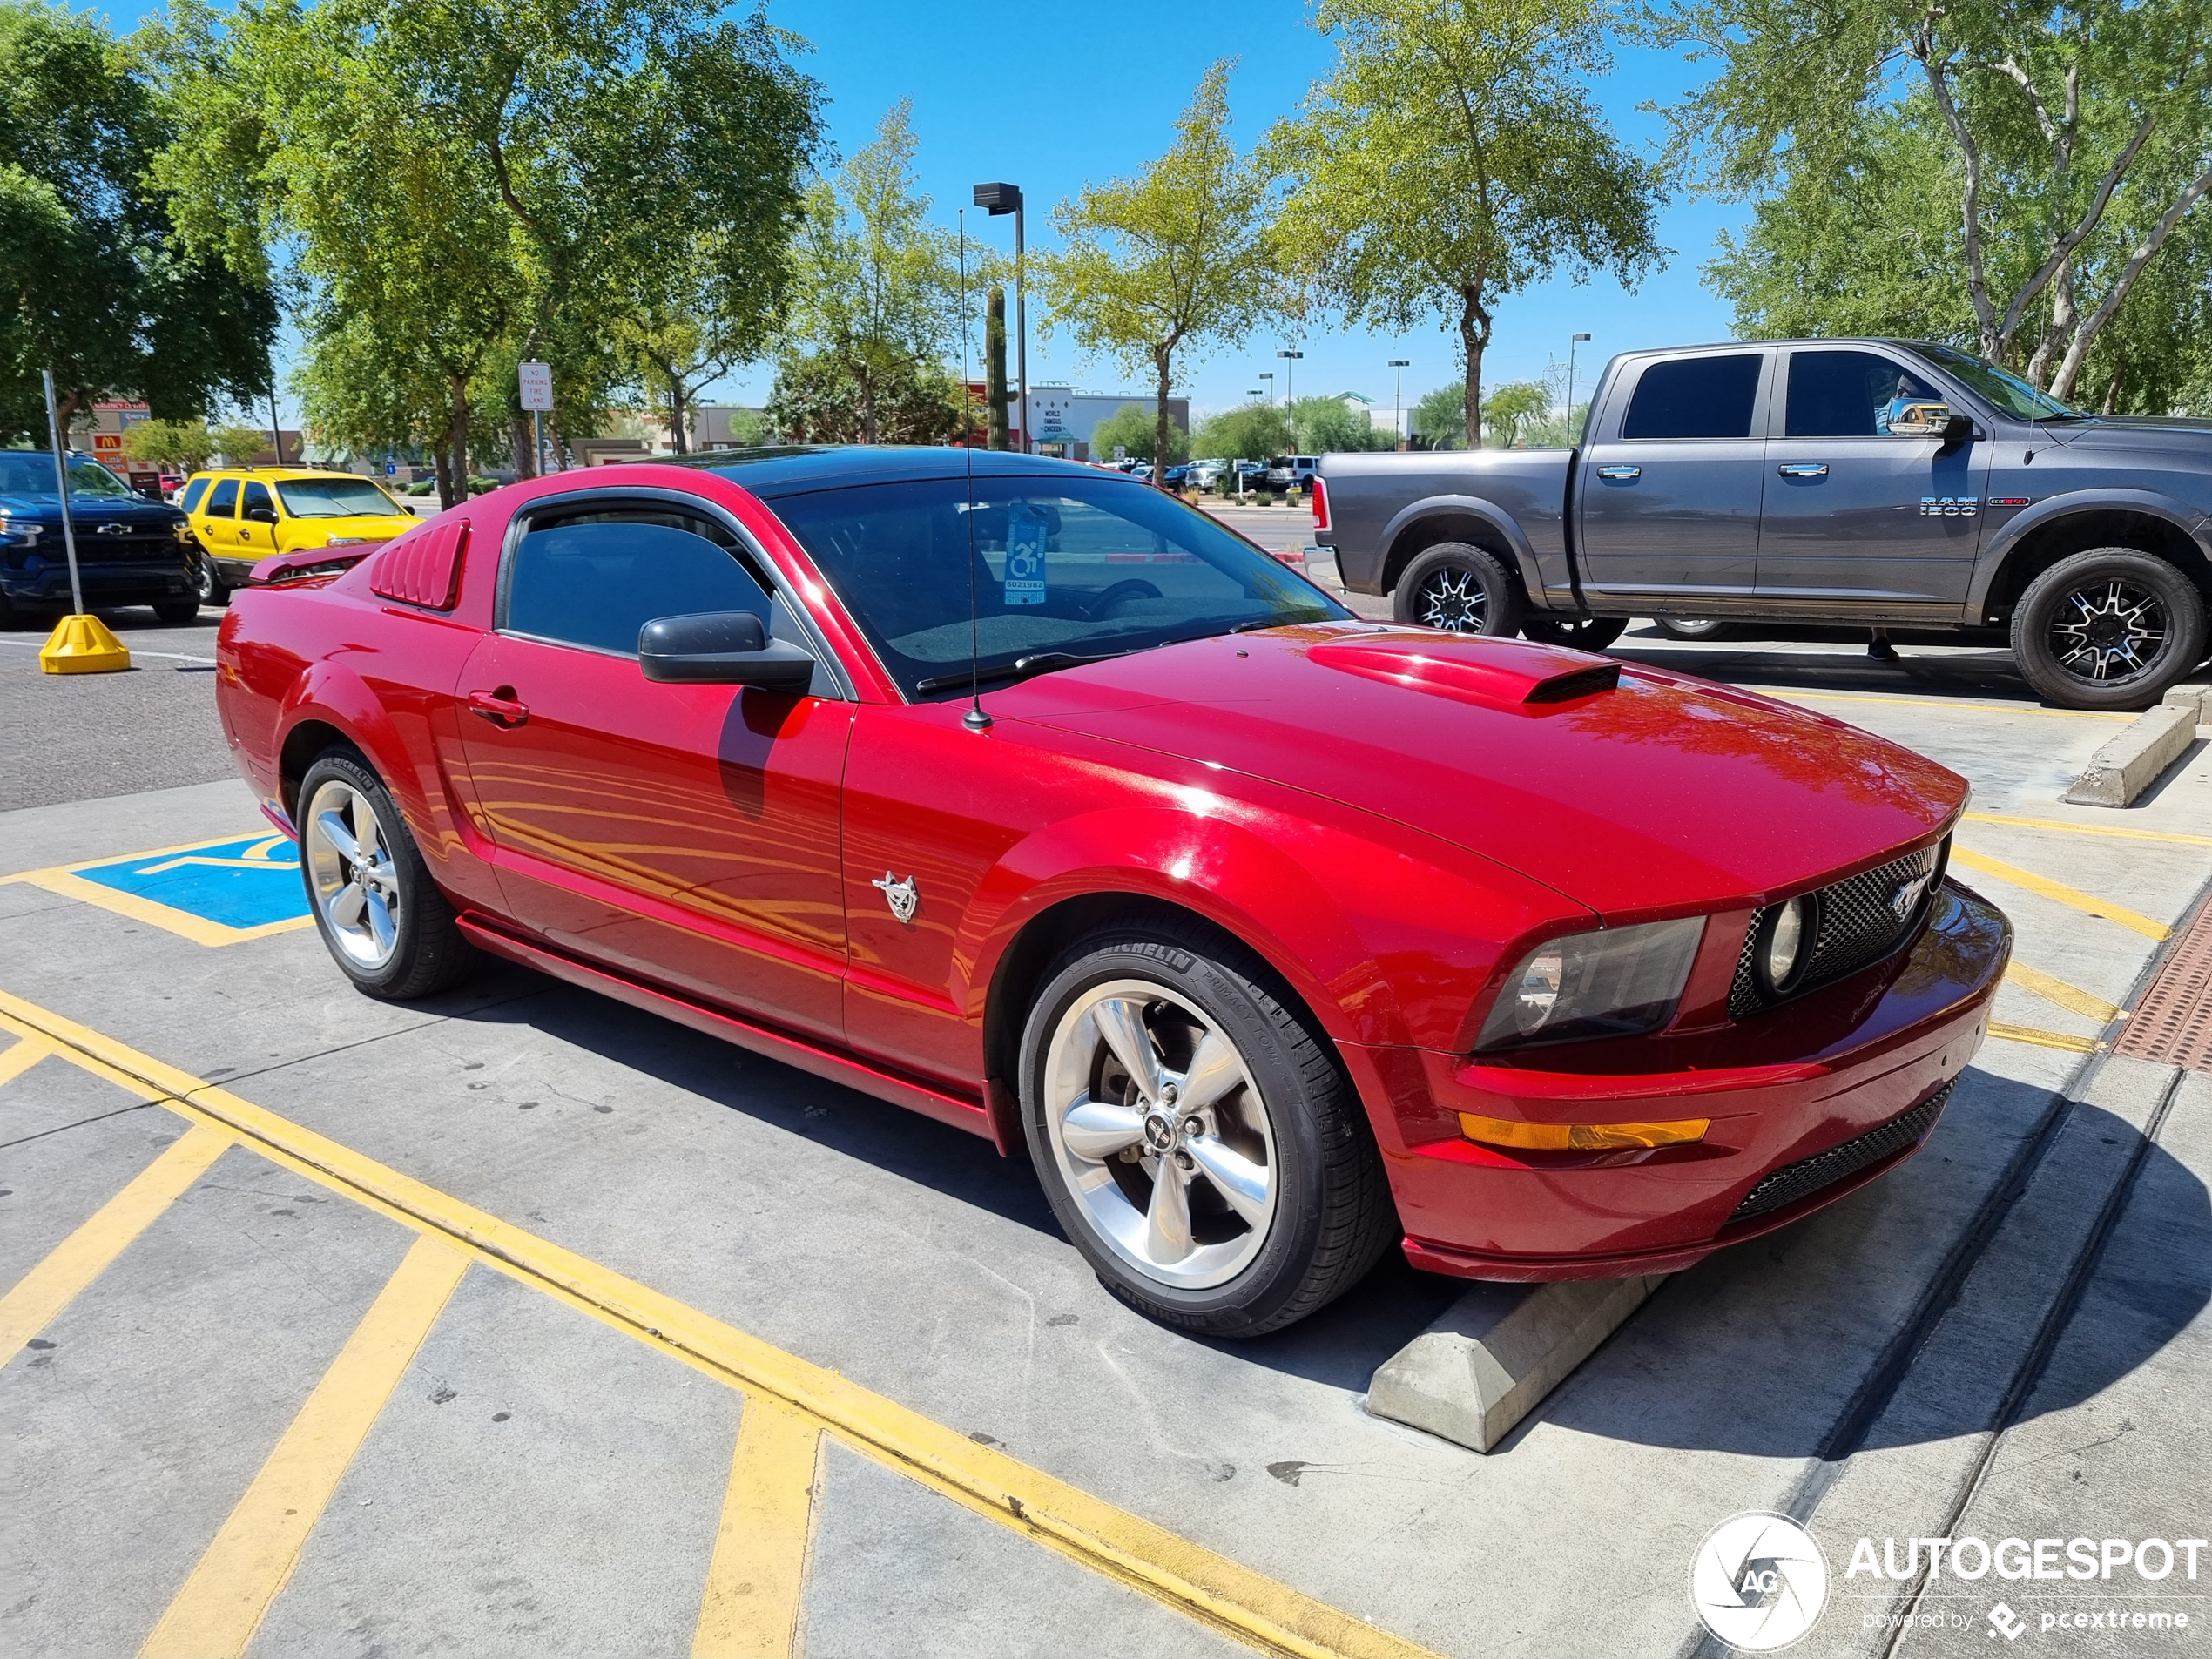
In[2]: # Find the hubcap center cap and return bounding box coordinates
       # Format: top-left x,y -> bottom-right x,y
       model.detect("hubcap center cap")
1142,1112 -> 1177,1153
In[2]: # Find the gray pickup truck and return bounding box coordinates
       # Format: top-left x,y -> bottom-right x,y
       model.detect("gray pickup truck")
1315,339 -> 2212,709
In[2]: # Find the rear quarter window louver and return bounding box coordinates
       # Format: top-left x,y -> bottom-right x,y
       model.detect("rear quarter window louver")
368,518 -> 468,610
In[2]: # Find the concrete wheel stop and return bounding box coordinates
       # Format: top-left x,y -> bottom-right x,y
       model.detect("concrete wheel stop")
2062,690 -> 2207,807
1365,1272 -> 1666,1453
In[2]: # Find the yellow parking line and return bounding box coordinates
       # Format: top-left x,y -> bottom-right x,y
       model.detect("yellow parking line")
0,832 -> 253,882
0,988 -> 1437,1659
1949,848 -> 2171,941
139,1235 -> 470,1659
1767,691 -> 2132,720
1988,1022 -> 2102,1055
2002,964 -> 2124,1025
0,1122 -> 231,1367
694,1396 -> 826,1659
2,868 -> 314,947
1964,811 -> 2212,848
0,1034 -> 52,1088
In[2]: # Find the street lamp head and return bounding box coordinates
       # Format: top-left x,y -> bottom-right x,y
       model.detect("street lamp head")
1276,349 -> 1304,360
1571,333 -> 1592,342
1258,371 -> 1272,380
1388,358 -> 1410,368
973,183 -> 1022,215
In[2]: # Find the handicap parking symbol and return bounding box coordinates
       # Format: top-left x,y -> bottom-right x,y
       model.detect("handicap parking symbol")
52,833 -> 314,942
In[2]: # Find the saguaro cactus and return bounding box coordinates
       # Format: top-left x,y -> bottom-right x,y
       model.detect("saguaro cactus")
986,286 -> 1011,452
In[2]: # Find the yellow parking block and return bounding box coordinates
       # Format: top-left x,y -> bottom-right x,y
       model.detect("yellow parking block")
1950,847 -> 2171,941
0,988 -> 1440,1659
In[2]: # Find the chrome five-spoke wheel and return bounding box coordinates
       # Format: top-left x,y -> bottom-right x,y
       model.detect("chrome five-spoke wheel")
304,778 -> 403,970
1042,979 -> 1277,1291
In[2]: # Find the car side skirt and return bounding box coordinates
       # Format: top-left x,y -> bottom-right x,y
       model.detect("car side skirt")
454,914 -> 999,1147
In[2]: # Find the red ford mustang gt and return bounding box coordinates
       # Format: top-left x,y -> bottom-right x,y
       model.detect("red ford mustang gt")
214,448 -> 2009,1336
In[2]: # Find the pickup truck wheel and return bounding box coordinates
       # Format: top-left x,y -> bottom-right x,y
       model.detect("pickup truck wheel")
1655,617 -> 1731,641
1395,543 -> 1522,635
2012,549 -> 2208,711
298,751 -> 479,1000
1020,927 -> 1395,1338
1521,613 -> 1627,650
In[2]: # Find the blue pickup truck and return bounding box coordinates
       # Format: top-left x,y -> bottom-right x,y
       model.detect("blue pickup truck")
0,451 -> 199,628
1316,340 -> 2212,710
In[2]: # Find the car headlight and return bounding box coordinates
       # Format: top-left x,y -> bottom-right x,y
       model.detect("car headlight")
1754,894 -> 1814,997
1478,915 -> 1707,1049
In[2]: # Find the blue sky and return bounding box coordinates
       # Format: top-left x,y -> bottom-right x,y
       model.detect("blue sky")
102,0 -> 1750,426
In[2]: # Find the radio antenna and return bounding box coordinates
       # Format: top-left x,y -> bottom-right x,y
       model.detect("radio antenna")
962,444 -> 991,731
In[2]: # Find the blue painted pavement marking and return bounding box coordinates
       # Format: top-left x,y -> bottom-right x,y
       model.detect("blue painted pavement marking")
71,835 -> 310,931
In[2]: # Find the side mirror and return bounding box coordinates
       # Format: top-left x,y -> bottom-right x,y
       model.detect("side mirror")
638,610 -> 817,691
244,502 -> 277,523
1937,412 -> 1976,455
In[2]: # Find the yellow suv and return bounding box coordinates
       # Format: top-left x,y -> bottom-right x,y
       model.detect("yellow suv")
179,467 -> 416,604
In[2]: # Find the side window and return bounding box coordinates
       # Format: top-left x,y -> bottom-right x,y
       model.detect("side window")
206,478 -> 239,517
1620,355 -> 1764,440
179,477 -> 210,513
241,480 -> 274,520
1785,350 -> 1946,438
505,510 -> 774,657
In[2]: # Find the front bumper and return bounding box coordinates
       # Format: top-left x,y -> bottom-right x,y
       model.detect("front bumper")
1377,880 -> 2011,1279
2,559 -> 195,607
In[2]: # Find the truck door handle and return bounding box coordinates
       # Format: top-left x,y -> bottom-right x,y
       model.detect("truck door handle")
1777,463 -> 1829,477
1595,465 -> 1641,480
467,688 -> 529,727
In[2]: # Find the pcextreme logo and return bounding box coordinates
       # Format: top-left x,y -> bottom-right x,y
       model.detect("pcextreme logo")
1689,1512 -> 1831,1651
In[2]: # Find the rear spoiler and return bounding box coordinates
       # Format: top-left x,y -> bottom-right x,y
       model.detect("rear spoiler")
247,546 -> 376,587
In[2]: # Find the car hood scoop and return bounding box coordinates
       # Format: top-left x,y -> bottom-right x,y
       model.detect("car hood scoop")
1306,634 -> 1621,708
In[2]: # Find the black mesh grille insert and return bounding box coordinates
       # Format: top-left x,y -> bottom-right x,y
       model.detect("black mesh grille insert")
1730,839 -> 1947,1021
1728,1082 -> 1952,1224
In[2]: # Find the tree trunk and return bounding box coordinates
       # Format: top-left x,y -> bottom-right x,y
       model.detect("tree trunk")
1153,346 -> 1173,488
510,412 -> 536,482
668,368 -> 689,455
443,376 -> 471,512
985,287 -> 1010,451
1459,287 -> 1492,449
2101,361 -> 2127,415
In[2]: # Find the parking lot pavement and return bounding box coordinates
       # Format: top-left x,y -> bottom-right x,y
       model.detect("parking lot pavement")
3,631 -> 2209,1656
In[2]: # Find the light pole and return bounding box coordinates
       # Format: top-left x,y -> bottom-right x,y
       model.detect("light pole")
1566,333 -> 1592,438
1276,349 -> 1303,446
1388,359 -> 1409,447
1258,371 -> 1273,407
974,184 -> 1028,452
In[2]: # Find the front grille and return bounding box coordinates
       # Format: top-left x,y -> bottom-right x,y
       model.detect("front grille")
1730,839 -> 1947,1021
1729,1081 -> 1952,1224
82,533 -> 182,564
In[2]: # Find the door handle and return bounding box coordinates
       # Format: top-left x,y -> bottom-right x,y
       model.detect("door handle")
1595,465 -> 1641,480
467,688 -> 529,727
1777,463 -> 1829,477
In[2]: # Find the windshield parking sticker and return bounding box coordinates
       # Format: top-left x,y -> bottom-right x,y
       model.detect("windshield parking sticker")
1003,502 -> 1047,606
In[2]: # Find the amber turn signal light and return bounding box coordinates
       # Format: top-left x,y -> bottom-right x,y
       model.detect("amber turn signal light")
1457,1112 -> 1710,1152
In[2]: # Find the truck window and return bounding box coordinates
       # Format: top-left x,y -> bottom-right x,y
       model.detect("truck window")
1621,355 -> 1762,440
1786,351 -> 1944,437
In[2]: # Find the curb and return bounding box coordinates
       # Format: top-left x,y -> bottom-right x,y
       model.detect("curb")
1364,1273 -> 1664,1453
2061,700 -> 2201,807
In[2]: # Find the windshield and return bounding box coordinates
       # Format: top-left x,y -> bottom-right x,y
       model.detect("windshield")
769,472 -> 1347,697
277,476 -> 403,517
1911,343 -> 2083,421
0,453 -> 135,500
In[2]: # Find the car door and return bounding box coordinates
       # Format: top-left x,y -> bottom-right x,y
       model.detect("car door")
237,478 -> 281,562
1573,350 -> 1772,610
1757,347 -> 1992,619
456,493 -> 853,1042
197,476 -> 246,577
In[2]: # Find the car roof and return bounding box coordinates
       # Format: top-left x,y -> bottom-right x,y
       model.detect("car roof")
186,466 -> 384,482
678,445 -> 1134,500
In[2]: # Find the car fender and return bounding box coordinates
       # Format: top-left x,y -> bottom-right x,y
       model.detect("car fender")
959,805 -> 1421,1058
276,659 -> 432,838
1378,494 -> 1545,602
1969,486 -> 2212,616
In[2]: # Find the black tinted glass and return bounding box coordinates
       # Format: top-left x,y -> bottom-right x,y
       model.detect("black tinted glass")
179,477 -> 210,512
241,481 -> 273,515
1786,351 -> 1943,437
771,473 -> 1345,697
507,514 -> 772,656
206,478 -> 239,516
1621,355 -> 1763,440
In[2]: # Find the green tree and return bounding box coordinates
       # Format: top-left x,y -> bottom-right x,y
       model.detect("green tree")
1042,63 -> 1283,483
1274,0 -> 1666,448
119,417 -> 217,470
777,101 -> 962,445
1284,394 -> 1393,452
1088,401 -> 1190,463
209,421 -> 266,464
1410,382 -> 1469,448
1480,381 -> 1549,446
766,348 -> 965,445
1653,0 -> 2212,401
0,0 -> 273,442
1191,401 -> 1294,466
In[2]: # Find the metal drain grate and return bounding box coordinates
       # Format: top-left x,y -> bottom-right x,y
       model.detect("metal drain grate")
2115,898 -> 2212,1071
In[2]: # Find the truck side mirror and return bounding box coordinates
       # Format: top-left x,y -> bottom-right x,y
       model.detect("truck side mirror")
1936,413 -> 1975,455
